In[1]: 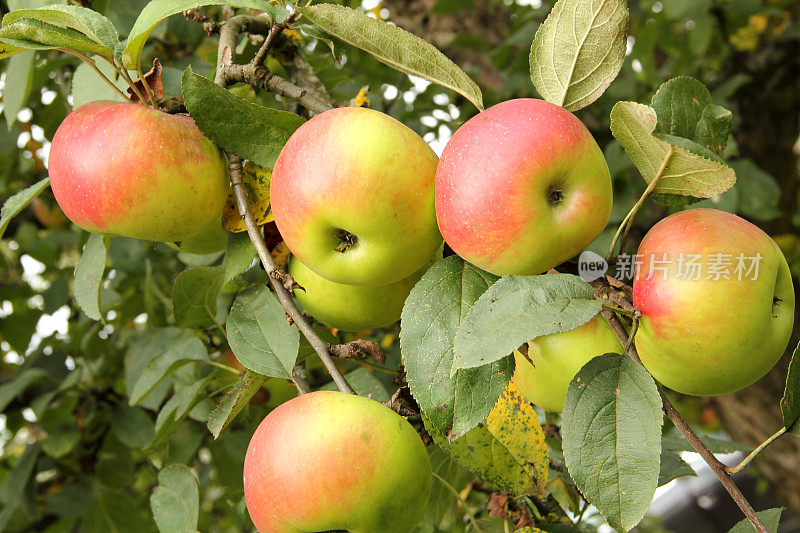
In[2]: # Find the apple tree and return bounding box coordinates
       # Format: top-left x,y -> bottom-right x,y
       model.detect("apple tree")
0,0 -> 798,532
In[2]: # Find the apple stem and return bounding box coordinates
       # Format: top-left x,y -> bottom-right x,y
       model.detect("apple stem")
600,303 -> 637,318
594,279 -> 770,533
622,313 -> 639,353
214,17 -> 355,396
725,426 -> 788,475
112,59 -> 150,106
605,145 -> 673,261
63,50 -> 133,103
135,62 -> 159,108
203,360 -> 242,376
431,471 -> 483,531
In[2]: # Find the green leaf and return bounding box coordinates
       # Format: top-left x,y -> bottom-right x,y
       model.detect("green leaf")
321,367 -> 390,402
0,18 -> 113,56
129,333 -> 207,405
42,428 -> 80,458
658,450 -> 695,486
781,341 -> 800,435
150,464 -> 199,533
661,433 -> 752,454
0,177 -> 49,238
0,40 -> 24,59
124,328 -> 183,411
650,76 -> 732,155
172,266 -> 225,329
562,354 -> 663,532
2,49 -> 34,129
181,67 -> 305,167
71,58 -> 129,108
730,159 -> 781,221
2,4 -> 121,58
728,508 -> 782,533
226,285 -> 300,379
222,230 -> 257,287
0,368 -> 48,411
149,378 -> 209,451
111,403 -> 155,448
452,273 -> 601,372
695,104 -> 732,155
426,383 -> 549,496
83,491 -> 154,533
0,442 -> 41,508
74,233 -> 112,321
529,0 -> 628,111
401,256 -> 514,438
300,3 -> 483,111
207,369 -> 267,438
651,76 -> 712,139
610,101 -> 736,198
122,0 -> 276,69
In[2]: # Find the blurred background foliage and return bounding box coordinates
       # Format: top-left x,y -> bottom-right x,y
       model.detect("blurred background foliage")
0,0 -> 798,531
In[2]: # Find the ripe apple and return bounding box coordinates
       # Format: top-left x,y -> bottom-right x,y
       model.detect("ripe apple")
633,208 -> 795,396
289,255 -> 430,331
243,390 -> 431,533
435,98 -> 612,276
513,315 -> 623,413
270,106 -> 442,286
49,101 -> 229,242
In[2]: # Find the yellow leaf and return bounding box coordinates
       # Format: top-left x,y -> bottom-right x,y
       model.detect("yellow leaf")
223,161 -> 273,233
270,241 -> 290,270
485,381 -> 549,495
353,86 -> 370,107
427,381 -> 549,497
748,14 -> 769,33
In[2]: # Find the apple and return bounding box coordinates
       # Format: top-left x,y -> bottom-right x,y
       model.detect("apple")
289,255 -> 430,331
435,98 -> 612,276
270,106 -> 442,286
31,196 -> 70,230
48,101 -> 229,242
243,390 -> 431,533
513,315 -> 623,413
633,208 -> 795,396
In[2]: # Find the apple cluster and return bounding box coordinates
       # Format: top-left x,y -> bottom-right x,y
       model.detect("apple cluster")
47,97 -> 794,532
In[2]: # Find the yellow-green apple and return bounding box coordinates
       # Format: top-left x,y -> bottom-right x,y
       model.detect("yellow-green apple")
48,101 -> 229,242
513,315 -> 623,413
270,106 -> 442,286
289,255 -> 428,331
435,98 -> 612,276
243,390 -> 431,533
633,208 -> 795,396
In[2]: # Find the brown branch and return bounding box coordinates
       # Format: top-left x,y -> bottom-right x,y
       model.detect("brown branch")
329,339 -> 386,364
291,360 -> 311,394
222,62 -> 333,115
183,8 -> 221,35
594,278 -> 768,533
250,12 -> 297,68
214,16 -> 354,395
269,268 -> 302,294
